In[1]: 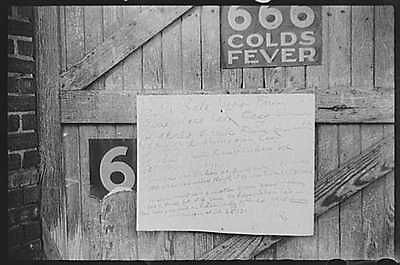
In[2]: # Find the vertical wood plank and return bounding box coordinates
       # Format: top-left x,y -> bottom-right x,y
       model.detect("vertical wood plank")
65,6 -> 84,69
243,68 -> 263,88
351,6 -> 374,89
78,125 -> 102,259
201,6 -> 221,91
35,6 -> 65,259
182,7 -> 201,91
339,6 -> 373,260
143,33 -> 162,90
317,125 -> 339,259
62,6 -> 87,259
374,6 -> 394,89
264,67 -> 284,92
63,125 -> 82,259
361,125 -> 385,259
382,125 -> 394,258
318,6 -> 351,259
285,66 -> 305,91
84,6 -> 104,91
162,19 -> 182,91
375,6 -> 394,258
64,6 -> 85,259
122,6 -> 143,92
338,125 -> 362,259
58,6 -> 67,72
103,6 -> 124,91
306,6 -> 329,91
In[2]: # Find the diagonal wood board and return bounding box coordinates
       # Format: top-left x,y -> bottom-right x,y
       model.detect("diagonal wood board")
98,135 -> 393,259
59,6 -> 193,91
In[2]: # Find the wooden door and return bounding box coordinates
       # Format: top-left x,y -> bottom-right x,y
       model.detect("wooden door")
36,5 -> 394,260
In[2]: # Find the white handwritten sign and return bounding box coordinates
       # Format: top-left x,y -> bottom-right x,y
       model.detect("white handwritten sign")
137,94 -> 315,235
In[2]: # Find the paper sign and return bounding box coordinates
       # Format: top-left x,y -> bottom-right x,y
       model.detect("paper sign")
221,6 -> 322,68
137,94 -> 314,235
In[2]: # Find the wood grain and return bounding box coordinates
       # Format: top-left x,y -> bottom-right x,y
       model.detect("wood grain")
101,189 -> 138,259
60,85 -> 393,124
201,6 -> 221,92
182,7 -> 201,92
83,6 -> 104,91
35,6 -> 66,259
103,6 -> 124,92
374,6 -> 394,258
60,6 -> 192,91
361,125 -> 385,259
374,6 -> 394,89
78,125 -> 102,259
122,6 -> 143,93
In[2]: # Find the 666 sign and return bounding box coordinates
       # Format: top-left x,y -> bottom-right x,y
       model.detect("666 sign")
221,6 -> 322,68
89,139 -> 136,200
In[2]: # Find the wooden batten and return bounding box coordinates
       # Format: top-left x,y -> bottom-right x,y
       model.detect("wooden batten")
60,85 -> 393,124
59,6 -> 192,91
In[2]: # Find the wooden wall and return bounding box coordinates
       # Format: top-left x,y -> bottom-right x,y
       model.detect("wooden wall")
53,5 -> 394,260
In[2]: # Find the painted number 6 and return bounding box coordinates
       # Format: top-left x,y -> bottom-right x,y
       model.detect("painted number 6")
228,6 -> 252,31
100,146 -> 135,192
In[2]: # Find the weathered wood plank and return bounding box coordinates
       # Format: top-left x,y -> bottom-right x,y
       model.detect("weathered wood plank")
339,6 -> 373,260
83,6 -> 104,91
306,6 -> 329,92
103,6 -> 124,92
35,6 -> 66,259
162,19 -> 182,91
200,135 -> 393,260
320,6 -> 350,259
182,7 -> 201,92
382,125 -> 394,258
63,125 -> 82,259
143,33 -> 162,90
122,6 -> 143,93
374,6 -> 394,89
263,67 -> 284,93
375,7 -> 394,256
201,6 -> 221,91
63,6 -> 90,259
338,125 -> 362,260
60,6 -> 192,91
60,85 -> 393,124
317,124 -> 339,259
79,125 -> 102,259
243,68 -> 263,89
361,125 -> 385,259
101,189 -> 138,260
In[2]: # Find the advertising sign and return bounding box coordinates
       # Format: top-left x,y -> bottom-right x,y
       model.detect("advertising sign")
221,6 -> 322,68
